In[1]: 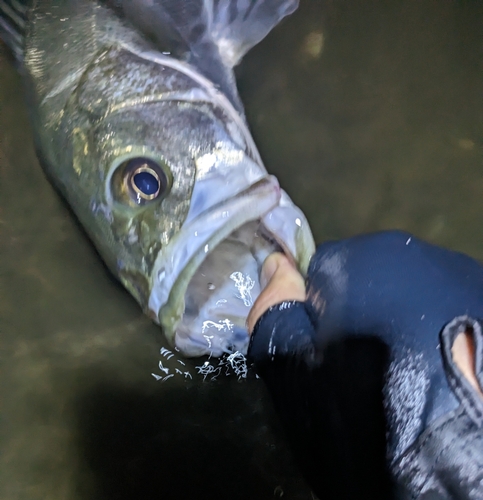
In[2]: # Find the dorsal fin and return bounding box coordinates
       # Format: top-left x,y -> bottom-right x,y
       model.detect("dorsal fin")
119,0 -> 299,111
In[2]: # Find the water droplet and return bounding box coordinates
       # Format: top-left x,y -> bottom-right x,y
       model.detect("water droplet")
158,268 -> 166,281
207,283 -> 216,291
295,217 -> 302,227
204,244 -> 209,253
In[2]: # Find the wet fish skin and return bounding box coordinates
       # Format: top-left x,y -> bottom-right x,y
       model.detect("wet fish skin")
37,37 -> 262,305
0,0 -> 314,357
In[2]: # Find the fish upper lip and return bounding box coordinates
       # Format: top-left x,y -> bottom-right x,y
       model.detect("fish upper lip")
148,175 -> 282,335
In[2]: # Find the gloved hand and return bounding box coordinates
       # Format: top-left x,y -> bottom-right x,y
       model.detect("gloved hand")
247,230 -> 483,500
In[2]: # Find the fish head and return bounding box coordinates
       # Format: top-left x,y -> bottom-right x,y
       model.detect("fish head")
62,48 -> 314,357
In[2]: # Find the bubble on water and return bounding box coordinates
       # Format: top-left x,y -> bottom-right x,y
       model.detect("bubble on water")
160,347 -> 174,359
158,361 -> 169,375
196,360 -> 223,381
194,351 -> 249,381
226,351 -> 248,379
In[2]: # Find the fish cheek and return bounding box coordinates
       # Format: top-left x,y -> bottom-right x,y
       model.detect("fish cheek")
135,193 -> 189,256
114,200 -> 186,305
108,213 -> 157,309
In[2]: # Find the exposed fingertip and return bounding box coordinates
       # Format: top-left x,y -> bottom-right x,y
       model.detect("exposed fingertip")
261,252 -> 286,287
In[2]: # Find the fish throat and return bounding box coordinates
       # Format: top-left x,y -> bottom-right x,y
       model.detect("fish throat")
176,221 -> 283,357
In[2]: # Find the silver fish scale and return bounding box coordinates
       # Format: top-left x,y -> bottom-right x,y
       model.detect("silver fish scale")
75,47 -> 206,119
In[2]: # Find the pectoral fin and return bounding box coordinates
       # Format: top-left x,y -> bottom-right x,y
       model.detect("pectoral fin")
119,0 -> 299,110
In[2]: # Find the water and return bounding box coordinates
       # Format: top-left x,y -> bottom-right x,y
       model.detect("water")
239,0 -> 483,256
0,1 -> 482,498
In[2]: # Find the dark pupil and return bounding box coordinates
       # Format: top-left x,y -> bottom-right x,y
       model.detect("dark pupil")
133,171 -> 159,196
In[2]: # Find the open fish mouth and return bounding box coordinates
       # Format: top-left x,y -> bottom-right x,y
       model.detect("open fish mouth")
148,175 -> 314,357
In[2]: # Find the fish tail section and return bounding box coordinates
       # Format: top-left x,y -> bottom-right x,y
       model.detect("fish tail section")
0,0 -> 29,64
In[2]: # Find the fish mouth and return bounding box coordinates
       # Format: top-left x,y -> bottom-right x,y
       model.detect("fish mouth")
148,175 -> 314,357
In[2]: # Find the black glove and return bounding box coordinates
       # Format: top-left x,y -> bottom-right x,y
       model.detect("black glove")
248,230 -> 483,500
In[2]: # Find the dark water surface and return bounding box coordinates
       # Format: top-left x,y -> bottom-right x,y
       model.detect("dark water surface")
0,1 -> 482,499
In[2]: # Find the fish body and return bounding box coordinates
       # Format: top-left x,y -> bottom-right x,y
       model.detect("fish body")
0,0 -> 315,357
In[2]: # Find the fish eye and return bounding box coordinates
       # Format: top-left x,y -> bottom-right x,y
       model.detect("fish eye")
113,157 -> 170,206
130,165 -> 161,200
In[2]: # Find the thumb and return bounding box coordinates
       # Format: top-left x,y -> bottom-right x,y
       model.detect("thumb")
247,253 -> 306,334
